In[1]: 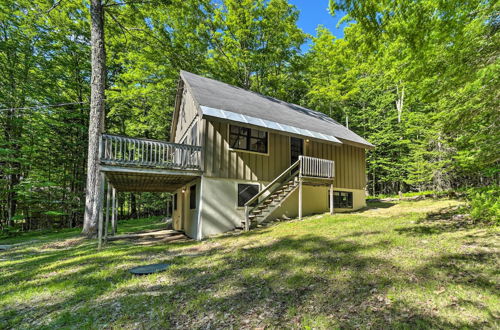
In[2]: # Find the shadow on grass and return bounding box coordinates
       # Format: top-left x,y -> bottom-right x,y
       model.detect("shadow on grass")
395,205 -> 479,236
1,227 -> 497,328
356,201 -> 397,213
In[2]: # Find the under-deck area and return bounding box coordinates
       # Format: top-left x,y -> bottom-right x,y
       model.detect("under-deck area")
97,134 -> 202,247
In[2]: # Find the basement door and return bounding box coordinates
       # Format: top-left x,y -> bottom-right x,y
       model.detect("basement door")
290,137 -> 304,165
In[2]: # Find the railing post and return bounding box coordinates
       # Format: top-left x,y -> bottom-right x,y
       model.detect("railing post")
244,206 -> 250,231
98,134 -> 104,162
111,187 -> 117,235
330,182 -> 334,215
97,171 -> 105,249
298,177 -> 303,220
104,181 -> 111,240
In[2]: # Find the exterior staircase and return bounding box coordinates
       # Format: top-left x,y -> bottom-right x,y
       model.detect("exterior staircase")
245,176 -> 300,228
242,155 -> 335,230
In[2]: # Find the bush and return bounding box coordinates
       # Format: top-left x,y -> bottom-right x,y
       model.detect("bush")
467,186 -> 499,224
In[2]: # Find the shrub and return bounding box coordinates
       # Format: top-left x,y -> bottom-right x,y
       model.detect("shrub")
467,186 -> 499,224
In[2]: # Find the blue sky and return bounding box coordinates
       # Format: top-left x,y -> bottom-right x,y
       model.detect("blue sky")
288,0 -> 348,51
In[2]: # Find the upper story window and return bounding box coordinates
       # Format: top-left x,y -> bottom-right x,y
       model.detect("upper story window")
229,125 -> 268,154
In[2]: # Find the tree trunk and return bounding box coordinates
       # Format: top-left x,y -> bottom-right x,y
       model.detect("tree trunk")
82,0 -> 106,237
130,193 -> 137,219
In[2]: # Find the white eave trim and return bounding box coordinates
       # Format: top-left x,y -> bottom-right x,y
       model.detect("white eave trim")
200,106 -> 343,145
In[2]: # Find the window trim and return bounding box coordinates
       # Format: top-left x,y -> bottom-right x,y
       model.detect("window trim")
328,190 -> 354,209
227,124 -> 269,156
236,183 -> 260,208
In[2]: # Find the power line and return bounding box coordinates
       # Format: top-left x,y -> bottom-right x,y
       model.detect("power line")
0,101 -> 88,112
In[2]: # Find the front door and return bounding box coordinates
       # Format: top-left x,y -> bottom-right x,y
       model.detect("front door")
290,137 -> 304,165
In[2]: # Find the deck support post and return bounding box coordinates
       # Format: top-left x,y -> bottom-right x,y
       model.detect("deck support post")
104,181 -> 111,240
298,177 -> 303,220
97,171 -> 105,249
111,187 -> 117,235
329,182 -> 334,215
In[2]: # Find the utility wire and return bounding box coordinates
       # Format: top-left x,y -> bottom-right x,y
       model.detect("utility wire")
0,101 -> 88,112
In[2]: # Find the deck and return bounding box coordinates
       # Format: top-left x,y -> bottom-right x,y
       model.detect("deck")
100,134 -> 202,192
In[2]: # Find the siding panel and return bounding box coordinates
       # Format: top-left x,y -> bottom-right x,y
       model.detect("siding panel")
204,119 -> 366,189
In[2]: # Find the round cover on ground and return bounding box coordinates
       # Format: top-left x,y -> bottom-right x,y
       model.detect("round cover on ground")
129,263 -> 170,275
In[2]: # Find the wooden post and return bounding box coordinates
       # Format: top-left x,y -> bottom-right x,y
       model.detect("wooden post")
329,182 -> 334,215
97,172 -> 105,249
166,196 -> 170,220
111,187 -> 117,235
298,178 -> 303,220
244,206 -> 250,231
104,182 -> 111,240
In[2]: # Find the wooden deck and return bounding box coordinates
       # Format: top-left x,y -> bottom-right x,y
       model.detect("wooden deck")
100,134 -> 202,192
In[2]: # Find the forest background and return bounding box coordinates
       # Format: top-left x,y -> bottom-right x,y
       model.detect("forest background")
1,0 -> 498,231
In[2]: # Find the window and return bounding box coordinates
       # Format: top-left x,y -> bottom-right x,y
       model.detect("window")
229,125 -> 268,153
189,185 -> 196,209
238,184 -> 260,207
173,194 -> 177,211
328,191 -> 353,209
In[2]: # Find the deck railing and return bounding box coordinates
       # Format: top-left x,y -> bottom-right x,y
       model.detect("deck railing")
299,155 -> 334,178
100,134 -> 202,170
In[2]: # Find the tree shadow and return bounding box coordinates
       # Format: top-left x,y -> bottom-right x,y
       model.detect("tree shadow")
395,205 -> 478,236
1,228 -> 497,328
358,201 -> 397,212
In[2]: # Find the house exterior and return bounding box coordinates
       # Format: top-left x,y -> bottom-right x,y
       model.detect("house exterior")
166,71 -> 373,239
98,71 -> 373,241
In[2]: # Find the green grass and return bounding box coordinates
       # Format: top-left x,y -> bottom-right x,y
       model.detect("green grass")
1,200 -> 498,329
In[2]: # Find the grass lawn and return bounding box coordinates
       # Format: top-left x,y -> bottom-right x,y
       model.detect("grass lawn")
1,199 -> 498,329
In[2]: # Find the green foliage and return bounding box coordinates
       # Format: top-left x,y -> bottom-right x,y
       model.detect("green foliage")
1,0 -> 498,231
467,186 -> 500,224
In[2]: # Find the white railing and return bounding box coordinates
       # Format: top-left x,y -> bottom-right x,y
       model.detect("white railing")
100,134 -> 202,170
299,155 -> 334,178
244,155 -> 334,230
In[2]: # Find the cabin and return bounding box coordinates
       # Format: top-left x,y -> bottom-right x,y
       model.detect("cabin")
99,71 -> 373,240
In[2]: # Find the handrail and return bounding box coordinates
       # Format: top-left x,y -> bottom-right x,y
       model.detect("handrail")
243,156 -> 335,230
100,133 -> 202,170
244,159 -> 300,208
299,155 -> 334,178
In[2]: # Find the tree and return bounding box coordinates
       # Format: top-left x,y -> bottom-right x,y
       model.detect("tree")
82,0 -> 106,237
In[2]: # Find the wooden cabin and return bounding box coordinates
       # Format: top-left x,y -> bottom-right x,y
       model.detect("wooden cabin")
100,71 -> 373,240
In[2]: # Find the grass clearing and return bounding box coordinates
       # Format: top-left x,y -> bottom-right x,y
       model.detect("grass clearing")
1,200 -> 498,328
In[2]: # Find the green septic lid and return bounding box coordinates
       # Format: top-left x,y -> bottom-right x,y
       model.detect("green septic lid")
129,263 -> 170,275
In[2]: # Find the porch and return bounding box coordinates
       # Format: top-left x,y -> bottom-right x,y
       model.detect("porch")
97,134 -> 202,248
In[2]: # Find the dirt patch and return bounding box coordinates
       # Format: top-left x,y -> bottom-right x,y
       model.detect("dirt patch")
41,237 -> 85,250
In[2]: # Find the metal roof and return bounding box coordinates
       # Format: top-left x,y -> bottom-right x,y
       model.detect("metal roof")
200,106 -> 342,144
181,71 -> 374,148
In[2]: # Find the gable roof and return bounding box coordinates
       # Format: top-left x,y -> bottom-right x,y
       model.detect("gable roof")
180,70 -> 374,149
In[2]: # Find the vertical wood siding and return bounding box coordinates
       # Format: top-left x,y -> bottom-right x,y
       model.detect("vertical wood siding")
203,119 -> 367,189
174,88 -> 199,143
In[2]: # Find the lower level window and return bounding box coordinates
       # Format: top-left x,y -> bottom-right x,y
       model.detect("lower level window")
238,184 -> 259,207
173,193 -> 177,211
328,191 -> 353,209
190,185 -> 196,209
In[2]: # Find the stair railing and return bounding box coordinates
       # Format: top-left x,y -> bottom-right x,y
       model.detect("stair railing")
243,155 -> 335,230
244,159 -> 301,230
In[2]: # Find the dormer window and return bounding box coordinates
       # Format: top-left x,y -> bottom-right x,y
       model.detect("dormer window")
229,125 -> 268,154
